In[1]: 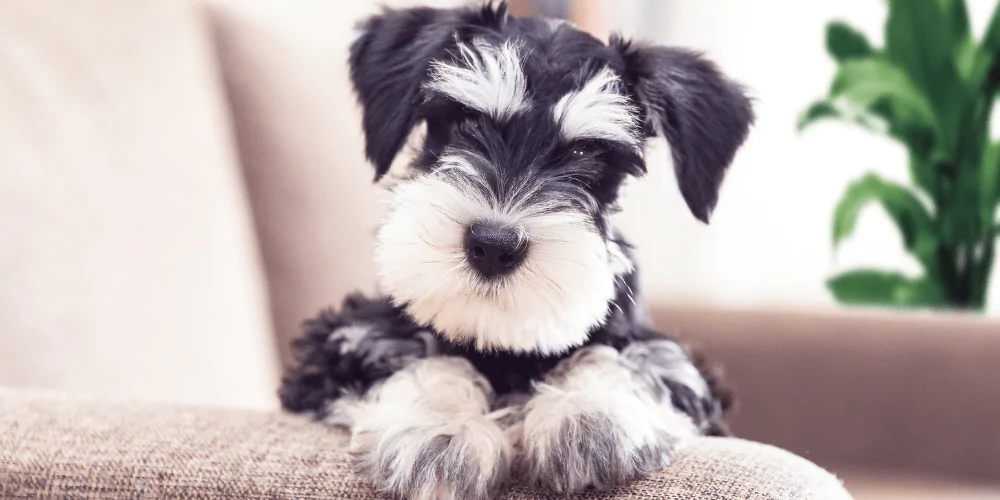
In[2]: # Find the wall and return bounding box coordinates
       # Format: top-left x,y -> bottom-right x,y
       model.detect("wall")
611,0 -> 1000,314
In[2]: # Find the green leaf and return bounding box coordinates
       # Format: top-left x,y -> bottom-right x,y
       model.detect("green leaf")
907,158 -> 934,198
797,99 -> 889,133
827,59 -> 938,159
798,101 -> 838,131
886,0 -> 958,92
827,270 -> 942,307
826,22 -> 875,63
885,0 -> 966,153
955,38 -> 993,88
833,173 -> 937,269
983,141 -> 1000,227
830,59 -> 937,127
982,1 -> 1000,58
980,3 -> 1000,98
937,0 -> 970,44
896,277 -> 946,305
828,270 -> 907,304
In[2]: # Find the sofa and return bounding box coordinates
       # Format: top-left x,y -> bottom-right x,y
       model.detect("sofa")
2,388 -> 851,499
0,0 -> 991,498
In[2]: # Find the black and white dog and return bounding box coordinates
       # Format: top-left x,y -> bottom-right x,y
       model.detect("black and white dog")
280,3 -> 753,498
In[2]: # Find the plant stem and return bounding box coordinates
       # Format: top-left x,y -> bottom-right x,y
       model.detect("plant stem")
968,240 -> 994,310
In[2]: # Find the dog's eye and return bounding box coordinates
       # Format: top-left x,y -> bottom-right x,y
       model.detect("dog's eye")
569,139 -> 606,158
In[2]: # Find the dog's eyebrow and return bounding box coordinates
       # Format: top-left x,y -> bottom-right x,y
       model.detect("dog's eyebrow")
426,40 -> 529,121
552,68 -> 639,147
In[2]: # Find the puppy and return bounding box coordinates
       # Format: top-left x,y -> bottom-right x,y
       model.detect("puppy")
280,3 -> 752,498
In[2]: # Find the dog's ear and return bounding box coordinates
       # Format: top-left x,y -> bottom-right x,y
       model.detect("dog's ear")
612,37 -> 753,223
349,8 -> 458,180
350,4 -> 509,180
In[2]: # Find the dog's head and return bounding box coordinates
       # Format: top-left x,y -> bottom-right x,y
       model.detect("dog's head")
350,3 -> 753,355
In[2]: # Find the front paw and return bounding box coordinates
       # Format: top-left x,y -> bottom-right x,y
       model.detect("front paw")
521,410 -> 676,493
350,415 -> 510,500
520,345 -> 696,493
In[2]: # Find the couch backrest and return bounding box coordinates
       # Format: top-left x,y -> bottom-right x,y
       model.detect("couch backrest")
654,305 -> 1000,482
204,0 -> 464,367
0,0 -> 278,409
207,2 -> 381,369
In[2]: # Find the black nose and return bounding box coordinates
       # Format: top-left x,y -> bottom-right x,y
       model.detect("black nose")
465,221 -> 527,278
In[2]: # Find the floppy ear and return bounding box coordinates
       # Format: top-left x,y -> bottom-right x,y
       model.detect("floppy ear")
613,38 -> 754,223
349,7 -> 462,180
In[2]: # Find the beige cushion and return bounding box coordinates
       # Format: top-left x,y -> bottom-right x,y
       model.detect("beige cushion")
0,0 -> 277,408
205,0 -> 469,367
207,3 -> 381,367
0,388 -> 853,499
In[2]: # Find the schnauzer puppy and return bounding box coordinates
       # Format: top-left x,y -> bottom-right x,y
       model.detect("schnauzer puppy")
280,3 -> 753,499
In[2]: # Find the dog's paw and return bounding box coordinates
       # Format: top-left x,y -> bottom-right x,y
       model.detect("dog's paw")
343,357 -> 510,499
351,415 -> 510,500
521,410 -> 677,493
519,345 -> 696,493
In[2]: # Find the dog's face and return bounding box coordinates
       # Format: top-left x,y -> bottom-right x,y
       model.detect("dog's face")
350,4 -> 752,355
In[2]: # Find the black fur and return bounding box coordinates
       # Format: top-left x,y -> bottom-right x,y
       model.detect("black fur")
350,2 -> 752,223
280,267 -> 733,435
278,294 -> 438,413
349,6 -> 457,180
612,37 -> 755,222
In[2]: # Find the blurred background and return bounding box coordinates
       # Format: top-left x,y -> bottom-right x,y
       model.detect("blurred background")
1,0 -> 998,498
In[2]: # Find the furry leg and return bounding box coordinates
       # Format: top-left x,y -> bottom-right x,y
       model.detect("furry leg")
342,357 -> 512,500
520,342 -> 705,493
279,294 -> 439,417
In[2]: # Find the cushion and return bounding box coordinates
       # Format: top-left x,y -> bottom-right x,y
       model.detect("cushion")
0,0 -> 277,408
0,388 -> 853,499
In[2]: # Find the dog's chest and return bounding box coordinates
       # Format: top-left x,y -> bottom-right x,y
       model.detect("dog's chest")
438,323 -> 636,395
440,342 -> 566,394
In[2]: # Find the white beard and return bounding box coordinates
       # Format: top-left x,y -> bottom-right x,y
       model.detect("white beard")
375,158 -> 619,355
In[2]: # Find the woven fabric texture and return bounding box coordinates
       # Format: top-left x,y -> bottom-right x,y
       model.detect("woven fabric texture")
0,389 -> 851,499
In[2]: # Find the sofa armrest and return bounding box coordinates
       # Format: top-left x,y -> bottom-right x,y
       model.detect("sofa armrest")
0,388 -> 851,499
651,305 -> 1000,481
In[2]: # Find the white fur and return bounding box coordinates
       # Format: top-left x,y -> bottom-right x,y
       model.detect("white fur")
623,339 -> 710,399
521,346 -> 697,478
343,357 -> 510,500
545,18 -> 572,31
375,156 -> 617,355
426,40 -> 528,121
328,325 -> 371,355
553,68 -> 640,146
349,26 -> 367,46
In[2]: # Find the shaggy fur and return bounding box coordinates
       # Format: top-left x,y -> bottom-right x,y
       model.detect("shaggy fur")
280,2 -> 752,498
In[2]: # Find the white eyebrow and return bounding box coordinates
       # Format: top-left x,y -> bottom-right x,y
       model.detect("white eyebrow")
425,40 -> 529,121
552,68 -> 639,146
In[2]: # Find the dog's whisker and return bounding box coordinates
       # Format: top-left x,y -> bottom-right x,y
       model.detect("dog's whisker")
416,232 -> 442,249
623,282 -> 637,306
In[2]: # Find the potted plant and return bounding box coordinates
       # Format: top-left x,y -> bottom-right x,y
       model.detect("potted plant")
800,0 -> 1000,310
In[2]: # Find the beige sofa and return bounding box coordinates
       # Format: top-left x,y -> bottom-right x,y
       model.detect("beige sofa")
2,388 -> 850,499
0,0 -> 990,498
